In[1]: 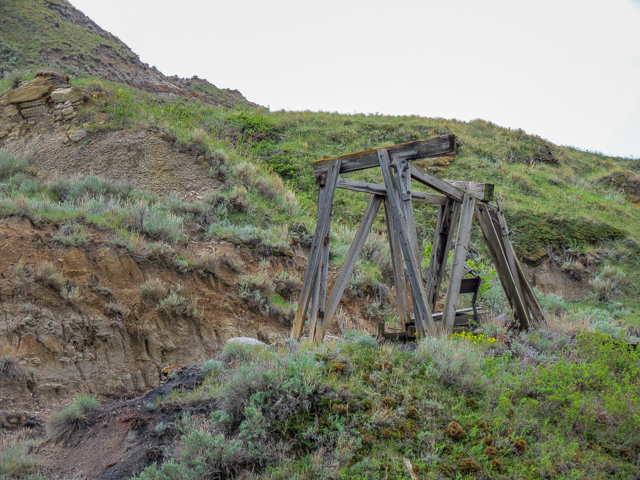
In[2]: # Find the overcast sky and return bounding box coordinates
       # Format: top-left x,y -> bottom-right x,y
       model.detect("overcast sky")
70,0 -> 640,159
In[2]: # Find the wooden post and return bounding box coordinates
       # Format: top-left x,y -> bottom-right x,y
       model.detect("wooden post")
309,231 -> 331,341
317,195 -> 383,340
291,159 -> 342,340
393,155 -> 421,271
424,198 -> 461,312
442,193 -> 476,334
384,198 -> 411,327
475,203 -> 530,330
379,149 -> 437,338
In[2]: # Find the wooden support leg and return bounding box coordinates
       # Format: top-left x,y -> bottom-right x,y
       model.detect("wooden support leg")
384,198 -> 411,327
491,201 -> 523,294
393,155 -> 421,274
424,198 -> 461,312
317,194 -> 383,340
475,203 -> 530,330
378,149 -> 437,338
291,159 -> 342,340
309,232 -> 330,342
442,193 -> 476,335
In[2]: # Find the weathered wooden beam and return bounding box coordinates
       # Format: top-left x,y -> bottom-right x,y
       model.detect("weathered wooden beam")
490,201 -> 522,295
309,229 -> 331,342
393,156 -> 421,275
318,195 -> 383,340
409,163 -> 465,202
446,181 -> 495,202
475,203 -> 530,330
379,149 -> 437,338
424,198 -> 461,311
336,178 -> 447,205
491,201 -> 546,325
313,135 -> 457,177
291,159 -> 342,340
442,193 -> 476,334
384,198 -> 411,327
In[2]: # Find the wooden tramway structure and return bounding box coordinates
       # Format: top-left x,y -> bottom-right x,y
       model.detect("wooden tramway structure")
290,135 -> 545,342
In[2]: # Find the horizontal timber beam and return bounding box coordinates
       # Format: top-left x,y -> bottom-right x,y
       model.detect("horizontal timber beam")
336,178 -> 447,205
446,180 -> 494,202
313,135 -> 457,177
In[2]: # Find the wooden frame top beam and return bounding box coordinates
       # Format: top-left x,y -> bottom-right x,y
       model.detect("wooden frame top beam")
313,135 -> 457,177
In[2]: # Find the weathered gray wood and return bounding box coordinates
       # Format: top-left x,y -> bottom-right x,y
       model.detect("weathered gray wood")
291,159 -> 342,340
379,149 -> 437,338
409,163 -> 465,202
308,258 -> 323,341
514,255 -> 546,325
313,135 -> 457,177
318,195 -> 383,339
442,193 -> 476,334
489,204 -> 544,325
424,198 -> 461,311
446,181 -> 495,202
491,201 -> 523,296
393,155 -> 421,275
336,178 -> 447,205
475,203 -> 530,330
384,197 -> 411,327
309,229 -> 332,342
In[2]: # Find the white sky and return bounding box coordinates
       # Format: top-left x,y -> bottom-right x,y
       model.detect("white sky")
70,0 -> 640,159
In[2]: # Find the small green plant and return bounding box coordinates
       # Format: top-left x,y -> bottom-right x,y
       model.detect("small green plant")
52,223 -> 89,246
202,359 -> 225,377
60,286 -> 83,303
49,395 -> 99,438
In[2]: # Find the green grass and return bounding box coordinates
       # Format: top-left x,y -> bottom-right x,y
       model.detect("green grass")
138,328 -> 640,479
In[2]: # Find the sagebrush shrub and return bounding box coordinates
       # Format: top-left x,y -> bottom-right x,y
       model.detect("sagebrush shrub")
35,263 -> 68,292
140,278 -> 169,303
418,337 -> 484,393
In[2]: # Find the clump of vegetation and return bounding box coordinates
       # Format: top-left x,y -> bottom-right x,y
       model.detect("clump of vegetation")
49,395 -> 99,439
0,345 -> 22,381
140,279 -> 202,319
52,223 -> 89,246
139,325 -> 640,480
0,436 -> 40,479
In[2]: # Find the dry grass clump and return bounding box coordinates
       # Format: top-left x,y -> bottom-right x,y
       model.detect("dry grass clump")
139,278 -> 169,303
192,127 -> 208,145
34,262 -> 68,292
0,342 -> 22,381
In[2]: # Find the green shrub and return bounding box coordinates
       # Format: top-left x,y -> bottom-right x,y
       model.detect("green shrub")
417,336 -> 484,393
157,291 -> 201,319
0,153 -> 28,180
343,330 -> 378,349
219,342 -> 263,364
60,286 -> 83,303
0,437 -> 39,478
201,359 -> 225,377
49,395 -> 99,438
52,223 -> 89,246
140,278 -> 169,303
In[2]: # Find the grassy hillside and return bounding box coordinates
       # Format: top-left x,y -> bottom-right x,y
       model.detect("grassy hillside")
2,69 -> 638,331
6,326 -> 640,479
